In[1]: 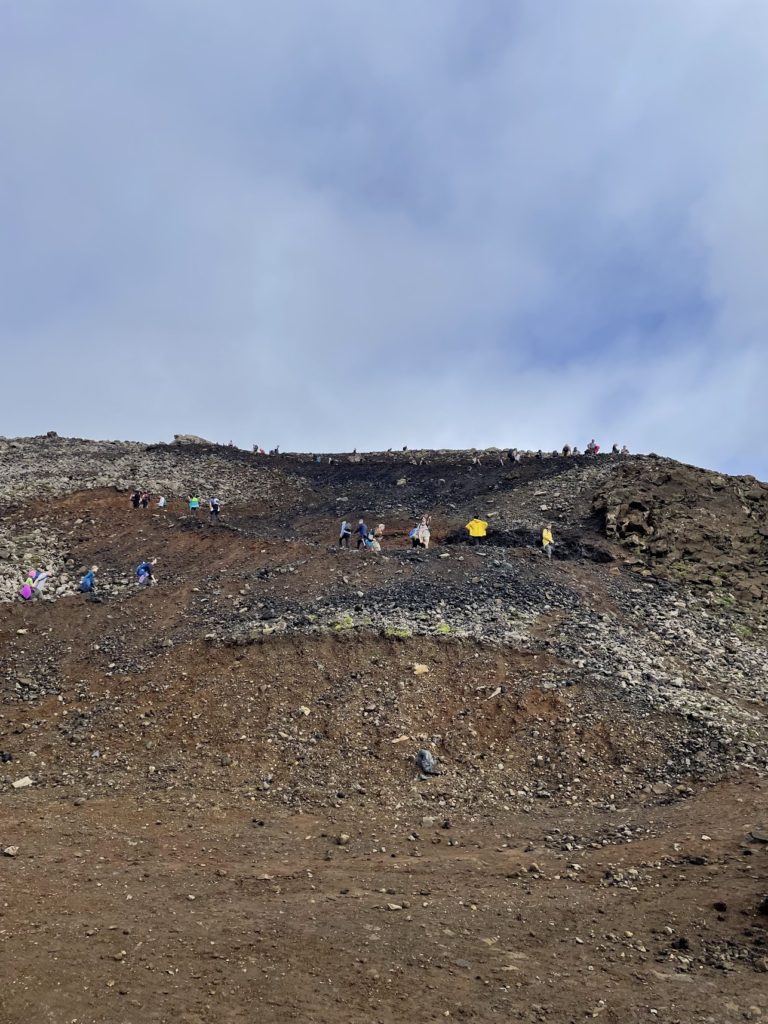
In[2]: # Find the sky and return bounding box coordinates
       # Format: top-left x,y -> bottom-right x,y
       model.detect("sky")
1,1 -> 767,478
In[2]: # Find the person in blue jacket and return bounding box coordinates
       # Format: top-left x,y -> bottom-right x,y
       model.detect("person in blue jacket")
356,519 -> 369,549
79,566 -> 98,593
136,558 -> 158,586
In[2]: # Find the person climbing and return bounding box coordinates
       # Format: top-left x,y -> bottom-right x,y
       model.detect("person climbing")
18,569 -> 42,601
356,519 -> 369,549
621,444 -> 630,455
542,523 -> 554,559
188,494 -> 200,516
136,558 -> 158,586
465,516 -> 488,545
157,496 -> 166,509
130,490 -> 141,509
79,565 -> 98,593
373,523 -> 385,540
339,520 -> 352,548
409,524 -> 421,548
368,533 -> 381,553
417,515 -> 431,549
562,444 -> 572,456
209,496 -> 221,522
32,569 -> 50,596
140,491 -> 150,509
611,443 -> 620,454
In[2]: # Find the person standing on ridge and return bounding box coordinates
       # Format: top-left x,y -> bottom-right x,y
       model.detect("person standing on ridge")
339,520 -> 352,548
356,518 -> 369,549
542,523 -> 554,559
465,516 -> 488,545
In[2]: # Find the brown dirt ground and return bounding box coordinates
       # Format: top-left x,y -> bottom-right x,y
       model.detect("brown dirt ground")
1,781 -> 766,1024
1,491 -> 766,1023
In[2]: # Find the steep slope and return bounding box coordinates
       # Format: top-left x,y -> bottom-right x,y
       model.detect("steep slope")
1,437 -> 766,1023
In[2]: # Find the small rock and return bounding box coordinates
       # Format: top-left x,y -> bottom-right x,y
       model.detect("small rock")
11,777 -> 33,789
2,846 -> 19,857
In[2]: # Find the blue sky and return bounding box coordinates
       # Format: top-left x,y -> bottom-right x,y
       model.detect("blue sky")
1,1 -> 766,477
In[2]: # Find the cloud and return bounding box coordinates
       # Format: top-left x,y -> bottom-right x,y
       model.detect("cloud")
0,1 -> 766,477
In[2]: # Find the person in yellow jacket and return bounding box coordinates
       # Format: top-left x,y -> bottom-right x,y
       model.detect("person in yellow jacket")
465,516 -> 488,545
542,523 -> 554,559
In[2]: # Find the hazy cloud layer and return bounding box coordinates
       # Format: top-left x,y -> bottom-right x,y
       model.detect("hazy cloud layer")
1,1 -> 766,476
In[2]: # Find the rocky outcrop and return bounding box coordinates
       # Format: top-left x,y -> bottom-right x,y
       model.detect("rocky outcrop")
173,433 -> 214,445
592,461 -> 768,602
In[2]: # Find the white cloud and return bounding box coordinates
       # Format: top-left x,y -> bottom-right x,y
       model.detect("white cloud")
0,1 -> 766,477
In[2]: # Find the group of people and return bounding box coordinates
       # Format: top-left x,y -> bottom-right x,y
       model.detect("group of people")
560,440 -> 629,456
338,516 -> 434,552
17,558 -> 159,600
77,558 -> 158,595
187,494 -> 221,520
131,491 -> 221,521
338,519 -> 386,551
335,514 -> 555,557
17,568 -> 50,601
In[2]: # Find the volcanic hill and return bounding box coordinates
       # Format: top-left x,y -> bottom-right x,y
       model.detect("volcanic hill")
1,434 -> 766,1024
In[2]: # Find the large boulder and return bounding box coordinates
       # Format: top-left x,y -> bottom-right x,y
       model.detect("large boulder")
173,434 -> 213,446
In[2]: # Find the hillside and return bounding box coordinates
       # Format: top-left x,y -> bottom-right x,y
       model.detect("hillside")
1,436 -> 766,1024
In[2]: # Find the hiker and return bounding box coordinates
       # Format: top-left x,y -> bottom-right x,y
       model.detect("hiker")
188,494 -> 201,516
562,444 -> 572,456
32,569 -> 50,596
79,565 -> 98,593
542,523 -> 554,559
465,516 -> 488,545
18,569 -> 44,601
339,520 -> 352,548
611,443 -> 620,455
130,490 -> 141,509
586,439 -> 600,455
356,519 -> 369,549
136,558 -> 158,586
409,518 -> 430,549
417,515 -> 431,549
621,444 -> 630,455
368,534 -> 381,553
140,491 -> 150,509
209,496 -> 221,522
373,523 -> 385,540
157,496 -> 166,509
